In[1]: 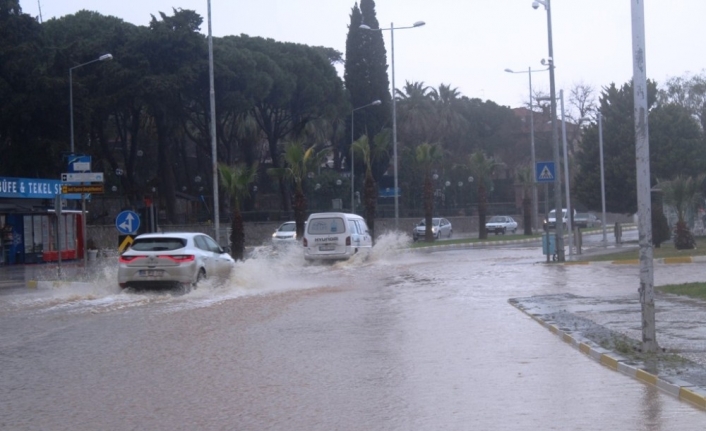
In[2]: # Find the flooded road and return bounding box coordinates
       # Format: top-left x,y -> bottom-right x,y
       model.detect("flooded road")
1,234 -> 705,430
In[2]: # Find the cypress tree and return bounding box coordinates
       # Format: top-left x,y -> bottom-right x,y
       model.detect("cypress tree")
344,1 -> 391,174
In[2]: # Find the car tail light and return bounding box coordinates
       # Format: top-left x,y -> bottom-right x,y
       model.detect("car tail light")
119,255 -> 146,263
346,236 -> 351,246
165,255 -> 195,263
303,238 -> 308,247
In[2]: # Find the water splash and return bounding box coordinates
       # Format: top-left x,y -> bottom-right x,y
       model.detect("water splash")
4,235 -> 417,314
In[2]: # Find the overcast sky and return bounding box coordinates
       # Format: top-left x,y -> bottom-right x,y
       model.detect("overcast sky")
21,0 -> 706,109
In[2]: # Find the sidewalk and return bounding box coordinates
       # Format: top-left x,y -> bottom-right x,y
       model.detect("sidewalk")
0,261 -> 88,291
511,292 -> 706,409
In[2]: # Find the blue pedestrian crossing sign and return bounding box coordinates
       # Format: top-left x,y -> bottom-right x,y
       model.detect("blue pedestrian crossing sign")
115,210 -> 140,235
536,161 -> 556,183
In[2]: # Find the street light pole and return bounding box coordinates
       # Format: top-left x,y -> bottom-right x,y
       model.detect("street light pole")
207,0 -> 220,244
69,53 -> 112,268
598,112 -> 607,244
532,0 -> 564,261
351,100 -> 382,213
360,20 -> 425,230
559,89 -> 573,257
581,112 -> 608,245
504,66 -> 549,231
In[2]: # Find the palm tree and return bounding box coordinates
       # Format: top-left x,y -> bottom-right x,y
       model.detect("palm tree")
218,162 -> 258,260
430,83 -> 467,146
267,140 -> 327,239
416,142 -> 444,242
352,129 -> 391,241
469,150 -> 502,240
658,174 -> 704,249
396,81 -> 436,145
516,166 -> 533,235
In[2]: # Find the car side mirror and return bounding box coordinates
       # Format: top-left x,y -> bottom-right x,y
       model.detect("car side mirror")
221,246 -> 231,254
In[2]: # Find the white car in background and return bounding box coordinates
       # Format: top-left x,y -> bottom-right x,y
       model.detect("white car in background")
485,215 -> 518,235
118,232 -> 234,291
272,221 -> 301,242
412,217 -> 453,241
544,208 -> 576,230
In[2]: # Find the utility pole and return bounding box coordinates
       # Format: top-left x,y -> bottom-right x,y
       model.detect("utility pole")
631,0 -> 658,353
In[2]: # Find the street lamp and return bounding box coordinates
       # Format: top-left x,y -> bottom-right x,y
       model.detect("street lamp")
351,99 -> 381,213
207,0 -> 220,244
537,89 -> 573,257
532,0 -> 564,261
69,52 -> 112,268
69,53 -> 113,154
504,66 -> 549,231
581,112 -> 608,245
360,20 -> 426,230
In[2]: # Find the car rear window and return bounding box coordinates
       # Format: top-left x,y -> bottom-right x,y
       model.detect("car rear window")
131,237 -> 187,251
308,217 -> 345,234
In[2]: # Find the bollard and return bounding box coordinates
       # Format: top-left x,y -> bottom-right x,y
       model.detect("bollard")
87,249 -> 98,262
614,222 -> 622,245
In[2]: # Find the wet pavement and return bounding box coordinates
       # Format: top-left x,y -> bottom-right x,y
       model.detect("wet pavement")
510,293 -> 706,409
2,231 -> 706,429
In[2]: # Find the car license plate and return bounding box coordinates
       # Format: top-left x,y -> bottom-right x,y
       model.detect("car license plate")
139,269 -> 164,277
319,245 -> 336,251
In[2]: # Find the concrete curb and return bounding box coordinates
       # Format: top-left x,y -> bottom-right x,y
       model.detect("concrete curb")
510,301 -> 706,410
411,236 -> 539,252
411,233 -> 706,266
573,255 -> 706,266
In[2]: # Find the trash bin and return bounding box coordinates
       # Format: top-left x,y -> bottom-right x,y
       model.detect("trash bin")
542,233 -> 556,256
88,249 -> 98,262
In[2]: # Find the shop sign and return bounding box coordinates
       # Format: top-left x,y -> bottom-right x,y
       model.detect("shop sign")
0,177 -> 82,200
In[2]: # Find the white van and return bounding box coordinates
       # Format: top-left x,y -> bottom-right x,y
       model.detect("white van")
303,212 -> 372,261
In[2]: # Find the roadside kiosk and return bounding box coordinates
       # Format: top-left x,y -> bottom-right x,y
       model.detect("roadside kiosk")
0,177 -> 85,265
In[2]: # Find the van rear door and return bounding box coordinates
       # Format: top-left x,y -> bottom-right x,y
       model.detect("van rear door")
307,216 -> 347,255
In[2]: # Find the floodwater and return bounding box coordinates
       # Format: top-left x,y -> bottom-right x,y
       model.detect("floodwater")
1,233 -> 705,430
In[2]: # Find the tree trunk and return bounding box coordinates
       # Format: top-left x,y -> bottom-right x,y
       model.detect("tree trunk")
674,220 -> 696,250
293,188 -> 307,240
154,110 -> 177,223
230,208 -> 245,261
364,172 -> 377,241
523,196 -> 532,235
424,174 -> 434,242
478,184 -> 488,239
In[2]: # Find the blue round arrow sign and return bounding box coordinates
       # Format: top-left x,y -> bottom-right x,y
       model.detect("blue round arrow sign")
115,210 -> 140,234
